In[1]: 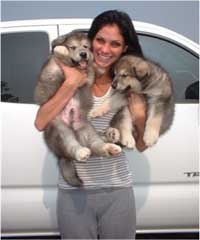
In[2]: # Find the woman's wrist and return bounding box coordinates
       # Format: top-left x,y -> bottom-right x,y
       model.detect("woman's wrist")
62,78 -> 79,91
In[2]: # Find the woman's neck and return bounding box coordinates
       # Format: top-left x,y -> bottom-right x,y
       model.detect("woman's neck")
92,72 -> 112,97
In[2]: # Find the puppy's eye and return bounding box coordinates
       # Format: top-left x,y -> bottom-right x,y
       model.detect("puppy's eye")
69,46 -> 76,50
121,73 -> 128,78
83,45 -> 88,49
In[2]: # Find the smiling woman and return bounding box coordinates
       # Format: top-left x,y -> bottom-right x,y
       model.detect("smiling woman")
92,24 -> 127,69
42,10 -> 146,240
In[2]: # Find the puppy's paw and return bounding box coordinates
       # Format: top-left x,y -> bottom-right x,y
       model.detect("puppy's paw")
143,129 -> 159,147
121,134 -> 136,149
54,46 -> 69,56
89,103 -> 110,118
76,147 -> 91,162
105,127 -> 120,143
89,108 -> 103,118
103,143 -> 122,156
135,61 -> 150,79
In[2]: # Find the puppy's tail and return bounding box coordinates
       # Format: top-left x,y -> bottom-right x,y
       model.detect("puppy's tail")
59,158 -> 83,187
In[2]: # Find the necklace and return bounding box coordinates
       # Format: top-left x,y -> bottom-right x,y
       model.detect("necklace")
92,81 -> 111,97
92,73 -> 112,97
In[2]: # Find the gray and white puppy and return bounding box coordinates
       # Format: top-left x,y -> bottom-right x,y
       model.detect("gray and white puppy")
90,54 -> 175,148
34,31 -> 121,186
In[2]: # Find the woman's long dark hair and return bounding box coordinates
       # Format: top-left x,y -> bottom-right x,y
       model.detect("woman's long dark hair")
88,10 -> 144,57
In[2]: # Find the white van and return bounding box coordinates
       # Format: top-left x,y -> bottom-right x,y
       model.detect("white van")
1,19 -> 199,238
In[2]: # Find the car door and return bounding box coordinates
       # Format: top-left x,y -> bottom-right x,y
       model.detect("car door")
1,23 -> 59,236
132,33 -> 199,231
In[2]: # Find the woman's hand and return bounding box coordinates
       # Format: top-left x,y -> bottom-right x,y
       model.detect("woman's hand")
128,93 -> 147,152
56,60 -> 88,88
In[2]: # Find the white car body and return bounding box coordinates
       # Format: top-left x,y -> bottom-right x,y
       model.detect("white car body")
1,19 -> 199,237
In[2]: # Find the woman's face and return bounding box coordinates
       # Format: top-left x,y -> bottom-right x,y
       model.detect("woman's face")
92,24 -> 127,70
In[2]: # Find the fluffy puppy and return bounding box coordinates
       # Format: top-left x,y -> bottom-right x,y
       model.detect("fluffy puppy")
90,54 -> 175,148
34,31 -> 121,186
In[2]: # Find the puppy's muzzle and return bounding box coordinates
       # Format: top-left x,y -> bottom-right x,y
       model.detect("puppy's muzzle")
78,51 -> 89,69
112,80 -> 118,89
80,52 -> 87,59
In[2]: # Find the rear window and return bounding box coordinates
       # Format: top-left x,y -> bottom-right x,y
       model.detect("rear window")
1,32 -> 49,103
138,34 -> 199,103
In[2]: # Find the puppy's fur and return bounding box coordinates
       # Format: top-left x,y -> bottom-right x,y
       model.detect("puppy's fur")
90,54 -> 175,148
34,31 -> 121,186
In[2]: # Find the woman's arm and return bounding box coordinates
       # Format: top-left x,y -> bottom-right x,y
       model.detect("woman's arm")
128,93 -> 147,152
34,64 -> 87,131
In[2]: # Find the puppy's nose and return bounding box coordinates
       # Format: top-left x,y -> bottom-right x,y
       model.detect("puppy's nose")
112,81 -> 117,89
80,52 -> 87,59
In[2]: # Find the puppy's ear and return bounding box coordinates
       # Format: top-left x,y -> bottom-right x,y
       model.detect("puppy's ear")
52,36 -> 65,49
133,61 -> 150,79
53,46 -> 69,57
51,33 -> 71,49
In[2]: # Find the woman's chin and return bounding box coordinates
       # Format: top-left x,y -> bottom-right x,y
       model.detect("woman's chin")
95,60 -> 112,69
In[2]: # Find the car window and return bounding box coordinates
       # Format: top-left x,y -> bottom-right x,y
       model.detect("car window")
138,34 -> 199,103
1,32 -> 50,103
